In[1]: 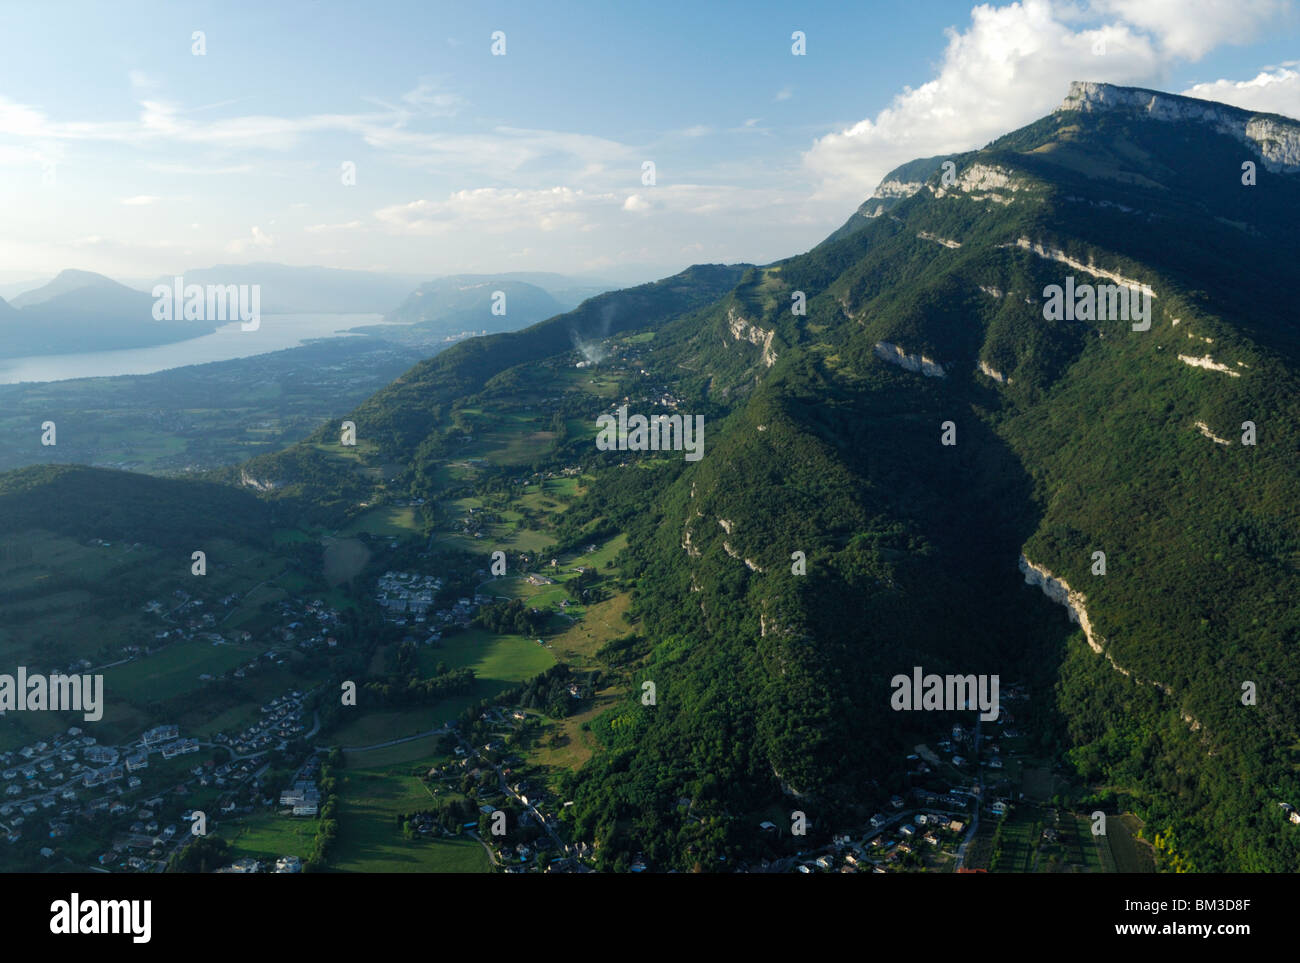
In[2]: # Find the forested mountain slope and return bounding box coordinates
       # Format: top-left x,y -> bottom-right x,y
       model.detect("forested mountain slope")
4,82 -> 1297,872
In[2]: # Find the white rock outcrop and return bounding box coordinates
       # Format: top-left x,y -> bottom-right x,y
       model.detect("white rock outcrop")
1179,354 -> 1241,377
1059,81 -> 1300,173
1194,421 -> 1233,446
1019,554 -> 1200,731
978,360 -> 1012,384
1008,237 -> 1157,299
239,470 -> 278,492
681,528 -> 700,557
1019,556 -> 1103,655
874,341 -> 947,378
933,162 -> 1026,203
726,307 -> 777,368
917,231 -> 962,248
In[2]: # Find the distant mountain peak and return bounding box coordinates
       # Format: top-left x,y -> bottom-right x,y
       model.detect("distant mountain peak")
1060,80 -> 1300,172
50,267 -> 112,282
9,268 -> 132,308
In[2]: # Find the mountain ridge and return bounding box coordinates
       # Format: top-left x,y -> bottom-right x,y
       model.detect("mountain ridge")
3,81 -> 1298,872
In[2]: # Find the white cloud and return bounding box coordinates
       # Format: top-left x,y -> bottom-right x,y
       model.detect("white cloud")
304,220 -> 364,233
1182,64 -> 1300,118
775,87 -> 793,102
227,225 -> 275,254
399,80 -> 465,117
802,0 -> 1290,201
145,162 -> 253,175
1093,0 -> 1288,59
127,69 -> 159,90
375,187 -> 614,236
121,195 -> 159,206
623,193 -> 653,213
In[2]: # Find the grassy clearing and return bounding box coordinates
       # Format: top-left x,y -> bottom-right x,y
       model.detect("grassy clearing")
339,505 -> 422,538
346,736 -> 448,769
479,430 -> 555,466
547,591 -> 631,665
221,809 -> 318,864
331,707 -> 447,748
417,629 -> 555,688
322,536 -> 371,586
525,685 -> 624,772
107,640 -> 255,702
573,533 -> 627,572
1108,813 -> 1157,872
332,767 -> 491,873
333,632 -> 555,748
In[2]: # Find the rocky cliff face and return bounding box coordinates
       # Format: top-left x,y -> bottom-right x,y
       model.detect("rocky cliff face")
1018,555 -> 1102,654
726,307 -> 778,368
1059,80 -> 1300,173
873,341 -> 947,378
1019,554 -> 1200,728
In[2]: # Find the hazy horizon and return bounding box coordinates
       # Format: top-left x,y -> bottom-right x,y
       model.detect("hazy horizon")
2,0 -> 1298,284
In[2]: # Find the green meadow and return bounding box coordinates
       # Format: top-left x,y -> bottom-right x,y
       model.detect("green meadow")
332,766 -> 492,873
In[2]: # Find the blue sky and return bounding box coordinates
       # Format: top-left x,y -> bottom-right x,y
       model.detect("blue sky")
2,0 -> 1298,286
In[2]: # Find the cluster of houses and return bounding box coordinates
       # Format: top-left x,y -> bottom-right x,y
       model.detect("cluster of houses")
376,571 -> 444,620
4,679 -> 321,868
376,569 -> 491,634
764,685 -> 1035,874
141,591 -> 343,677
212,691 -> 306,755
0,720 -> 216,859
0,727 -> 114,839
274,598 -> 342,655
214,854 -> 301,873
280,778 -> 321,817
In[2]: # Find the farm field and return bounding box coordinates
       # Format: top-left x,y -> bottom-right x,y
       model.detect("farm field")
524,685 -> 624,772
339,505 -> 422,538
105,639 -> 257,703
220,810 -> 319,864
547,591 -> 631,666
331,706 -> 448,749
415,629 -> 555,688
332,766 -> 492,873
345,735 -> 448,768
322,535 -> 371,585
1107,813 -> 1157,873
332,631 -> 554,748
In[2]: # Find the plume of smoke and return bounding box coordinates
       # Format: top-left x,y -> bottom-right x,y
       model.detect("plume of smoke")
570,301 -> 617,364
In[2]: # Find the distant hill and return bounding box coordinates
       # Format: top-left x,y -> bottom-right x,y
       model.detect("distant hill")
378,276 -> 568,338
0,265 -> 617,360
154,263 -> 424,315
1,269 -> 215,358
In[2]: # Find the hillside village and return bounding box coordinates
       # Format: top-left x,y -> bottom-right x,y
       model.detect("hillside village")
0,680 -> 316,871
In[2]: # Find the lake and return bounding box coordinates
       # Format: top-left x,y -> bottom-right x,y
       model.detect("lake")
0,313 -> 382,384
